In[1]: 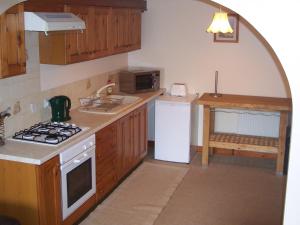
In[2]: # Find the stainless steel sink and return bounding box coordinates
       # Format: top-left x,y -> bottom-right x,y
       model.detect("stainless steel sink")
78,95 -> 142,115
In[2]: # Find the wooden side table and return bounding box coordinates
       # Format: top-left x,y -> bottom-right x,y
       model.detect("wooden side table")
197,93 -> 292,174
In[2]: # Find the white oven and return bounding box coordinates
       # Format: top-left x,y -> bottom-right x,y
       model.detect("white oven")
60,134 -> 96,220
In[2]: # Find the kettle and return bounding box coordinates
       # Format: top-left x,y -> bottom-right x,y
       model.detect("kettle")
49,96 -> 71,122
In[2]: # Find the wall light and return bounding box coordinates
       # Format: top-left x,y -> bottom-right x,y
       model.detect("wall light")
207,11 -> 233,33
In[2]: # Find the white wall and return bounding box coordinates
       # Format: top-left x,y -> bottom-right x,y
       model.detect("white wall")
40,54 -> 128,91
129,0 -> 289,146
128,0 -> 289,98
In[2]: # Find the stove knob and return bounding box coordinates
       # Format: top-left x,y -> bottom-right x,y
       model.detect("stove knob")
72,124 -> 77,128
83,145 -> 87,150
65,123 -> 70,126
89,141 -> 93,147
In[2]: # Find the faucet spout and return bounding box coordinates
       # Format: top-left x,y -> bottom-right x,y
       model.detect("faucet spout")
96,83 -> 116,97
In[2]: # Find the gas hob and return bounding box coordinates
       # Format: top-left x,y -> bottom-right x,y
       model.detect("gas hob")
11,122 -> 82,145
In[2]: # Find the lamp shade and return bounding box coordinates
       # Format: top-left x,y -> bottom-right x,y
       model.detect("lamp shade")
206,12 -> 233,33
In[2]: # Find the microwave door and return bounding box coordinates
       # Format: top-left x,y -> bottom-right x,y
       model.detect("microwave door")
135,75 -> 154,90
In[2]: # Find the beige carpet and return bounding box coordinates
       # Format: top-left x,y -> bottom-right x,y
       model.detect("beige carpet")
154,154 -> 286,225
80,162 -> 188,225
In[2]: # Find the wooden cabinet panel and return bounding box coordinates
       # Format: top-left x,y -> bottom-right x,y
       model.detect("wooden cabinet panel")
0,156 -> 61,225
128,9 -> 142,51
111,8 -> 130,54
94,104 -> 148,203
117,104 -> 147,179
111,8 -> 141,54
0,160 -> 39,225
138,104 -> 148,159
0,4 -> 26,78
133,104 -> 148,162
117,112 -> 134,178
36,156 -> 62,225
90,7 -> 111,58
39,6 -> 141,64
65,5 -> 90,63
95,122 -> 119,201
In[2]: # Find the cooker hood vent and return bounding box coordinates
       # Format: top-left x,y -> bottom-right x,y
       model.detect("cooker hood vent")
24,12 -> 86,35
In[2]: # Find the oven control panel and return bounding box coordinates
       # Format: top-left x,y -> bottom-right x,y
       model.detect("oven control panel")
60,134 -> 95,165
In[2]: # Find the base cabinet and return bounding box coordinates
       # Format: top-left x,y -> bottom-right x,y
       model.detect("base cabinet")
36,156 -> 62,225
95,122 -> 119,201
0,156 -> 61,225
0,104 -> 148,225
96,104 -> 148,201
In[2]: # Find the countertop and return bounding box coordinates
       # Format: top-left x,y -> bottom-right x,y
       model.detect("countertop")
0,90 -> 164,165
197,93 -> 292,112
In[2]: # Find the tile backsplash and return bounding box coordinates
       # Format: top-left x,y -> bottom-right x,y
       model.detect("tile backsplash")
0,32 -> 123,138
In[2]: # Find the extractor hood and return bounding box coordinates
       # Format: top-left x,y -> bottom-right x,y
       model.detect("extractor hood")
24,12 -> 86,35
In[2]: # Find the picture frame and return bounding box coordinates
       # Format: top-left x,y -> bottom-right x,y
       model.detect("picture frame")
214,13 -> 239,43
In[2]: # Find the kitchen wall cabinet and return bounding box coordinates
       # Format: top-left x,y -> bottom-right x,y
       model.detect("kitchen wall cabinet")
127,9 -> 142,51
24,0 -> 147,11
64,5 -> 90,63
39,5 -> 91,65
39,6 -> 141,65
0,156 -> 61,225
90,7 -> 111,59
111,8 -> 141,54
0,4 -> 26,78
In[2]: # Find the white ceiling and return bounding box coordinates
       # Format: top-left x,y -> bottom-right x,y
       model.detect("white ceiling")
0,0 -> 26,14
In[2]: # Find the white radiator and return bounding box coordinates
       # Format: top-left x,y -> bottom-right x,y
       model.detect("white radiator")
214,108 -> 280,138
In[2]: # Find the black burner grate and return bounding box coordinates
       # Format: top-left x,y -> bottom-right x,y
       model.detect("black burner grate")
12,122 -> 82,145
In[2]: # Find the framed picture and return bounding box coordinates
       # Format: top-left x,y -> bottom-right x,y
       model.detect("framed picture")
214,13 -> 239,43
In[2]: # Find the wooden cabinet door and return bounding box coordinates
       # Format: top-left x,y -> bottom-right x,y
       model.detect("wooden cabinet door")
65,5 -> 90,63
127,9 -> 141,51
133,110 -> 140,164
95,122 -> 118,201
0,4 -> 26,78
139,104 -> 148,159
134,104 -> 148,161
89,7 -> 111,59
36,156 -> 62,225
111,8 -> 130,54
117,112 -> 134,179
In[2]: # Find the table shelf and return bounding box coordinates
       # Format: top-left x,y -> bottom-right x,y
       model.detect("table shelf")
209,133 -> 279,154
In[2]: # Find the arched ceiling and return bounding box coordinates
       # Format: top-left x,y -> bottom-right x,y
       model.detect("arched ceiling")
0,0 -> 26,14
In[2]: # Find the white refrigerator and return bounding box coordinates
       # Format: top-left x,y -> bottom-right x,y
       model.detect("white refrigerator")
155,95 -> 195,163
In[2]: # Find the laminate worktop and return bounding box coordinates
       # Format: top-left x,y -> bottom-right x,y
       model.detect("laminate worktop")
0,90 -> 164,165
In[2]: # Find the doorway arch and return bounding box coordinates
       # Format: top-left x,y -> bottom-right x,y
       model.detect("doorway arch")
209,1 -> 299,225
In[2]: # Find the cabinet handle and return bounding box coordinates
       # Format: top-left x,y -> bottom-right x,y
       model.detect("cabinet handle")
17,32 -> 22,47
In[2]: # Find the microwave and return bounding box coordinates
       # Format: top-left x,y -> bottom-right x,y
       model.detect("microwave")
119,68 -> 160,94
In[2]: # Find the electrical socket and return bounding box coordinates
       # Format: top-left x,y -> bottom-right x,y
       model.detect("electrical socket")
43,99 -> 50,108
13,101 -> 21,115
30,103 -> 37,113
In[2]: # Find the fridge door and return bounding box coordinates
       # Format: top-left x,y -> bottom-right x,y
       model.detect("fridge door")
155,99 -> 191,163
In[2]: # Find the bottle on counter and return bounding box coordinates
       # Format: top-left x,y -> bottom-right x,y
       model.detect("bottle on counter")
106,79 -> 113,95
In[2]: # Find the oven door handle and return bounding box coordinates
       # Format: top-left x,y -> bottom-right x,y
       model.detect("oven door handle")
73,153 -> 88,164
